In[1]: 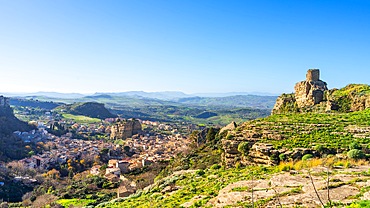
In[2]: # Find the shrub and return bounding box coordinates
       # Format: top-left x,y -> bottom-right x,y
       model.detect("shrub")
270,154 -> 279,162
349,142 -> 361,150
347,149 -> 365,159
237,142 -> 249,156
278,161 -> 293,172
195,169 -> 205,176
210,164 -> 221,170
302,154 -> 313,161
226,134 -> 234,139
314,145 -> 325,153
279,153 -> 286,161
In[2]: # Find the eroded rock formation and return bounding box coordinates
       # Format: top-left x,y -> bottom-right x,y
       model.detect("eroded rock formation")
110,119 -> 142,139
272,69 -> 330,114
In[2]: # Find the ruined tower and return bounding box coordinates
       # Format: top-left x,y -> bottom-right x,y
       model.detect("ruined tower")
294,69 -> 328,108
306,69 -> 320,82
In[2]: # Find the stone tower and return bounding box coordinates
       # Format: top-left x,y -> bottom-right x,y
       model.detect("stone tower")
306,69 -> 320,81
294,69 -> 328,108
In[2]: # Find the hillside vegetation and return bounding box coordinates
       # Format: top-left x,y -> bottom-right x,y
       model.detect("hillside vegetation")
55,102 -> 117,119
0,105 -> 35,161
95,81 -> 370,207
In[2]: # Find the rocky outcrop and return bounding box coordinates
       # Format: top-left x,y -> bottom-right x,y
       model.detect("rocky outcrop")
294,69 -> 328,108
272,69 -> 331,114
0,96 -> 10,108
219,121 -> 237,134
243,143 -> 280,166
221,139 -> 243,168
272,69 -> 370,114
271,93 -> 297,114
110,119 -> 142,139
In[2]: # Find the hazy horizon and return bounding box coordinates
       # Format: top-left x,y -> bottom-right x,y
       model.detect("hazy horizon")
0,90 -> 279,97
1,1 -> 370,94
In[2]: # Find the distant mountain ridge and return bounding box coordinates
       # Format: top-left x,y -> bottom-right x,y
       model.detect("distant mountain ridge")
177,95 -> 277,109
2,90 -> 278,101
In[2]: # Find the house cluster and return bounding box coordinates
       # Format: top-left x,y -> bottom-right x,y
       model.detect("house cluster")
100,132 -> 191,180
19,136 -> 115,170
13,129 -> 48,143
69,122 -> 108,134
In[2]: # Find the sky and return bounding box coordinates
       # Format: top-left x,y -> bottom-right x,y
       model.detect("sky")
1,0 -> 370,94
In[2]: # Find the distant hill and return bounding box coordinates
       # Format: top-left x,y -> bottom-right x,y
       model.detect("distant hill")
55,102 -> 117,119
1,92 -> 86,99
94,91 -> 191,100
177,95 -> 277,108
9,98 -> 61,110
3,91 -> 278,108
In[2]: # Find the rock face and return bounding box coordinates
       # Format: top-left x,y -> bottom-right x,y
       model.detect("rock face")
271,93 -> 297,114
110,119 -> 142,139
221,139 -> 243,168
294,69 -> 328,108
219,121 -> 237,135
0,95 -> 10,108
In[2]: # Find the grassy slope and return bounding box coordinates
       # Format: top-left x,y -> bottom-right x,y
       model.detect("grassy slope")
98,108 -> 370,207
61,113 -> 101,124
97,166 -> 277,208
233,109 -> 370,150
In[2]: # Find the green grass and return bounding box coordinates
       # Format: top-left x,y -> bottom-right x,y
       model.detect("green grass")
233,108 -> 370,151
62,113 -> 101,124
56,198 -> 96,207
96,166 -> 278,207
332,84 -> 370,97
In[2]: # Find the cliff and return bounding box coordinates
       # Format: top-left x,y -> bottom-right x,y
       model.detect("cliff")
0,95 -> 34,134
0,95 -> 35,161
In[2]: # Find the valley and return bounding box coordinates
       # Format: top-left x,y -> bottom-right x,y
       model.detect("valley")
2,70 -> 370,207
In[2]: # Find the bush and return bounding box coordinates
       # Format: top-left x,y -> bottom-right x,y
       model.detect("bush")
314,145 -> 325,153
347,149 -> 365,159
302,154 -> 313,161
349,142 -> 361,150
195,169 -> 205,176
210,164 -> 221,170
279,153 -> 286,161
226,134 -> 234,139
237,142 -> 249,156
270,154 -> 279,162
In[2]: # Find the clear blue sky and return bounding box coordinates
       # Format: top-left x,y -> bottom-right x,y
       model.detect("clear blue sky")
1,0 -> 370,94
